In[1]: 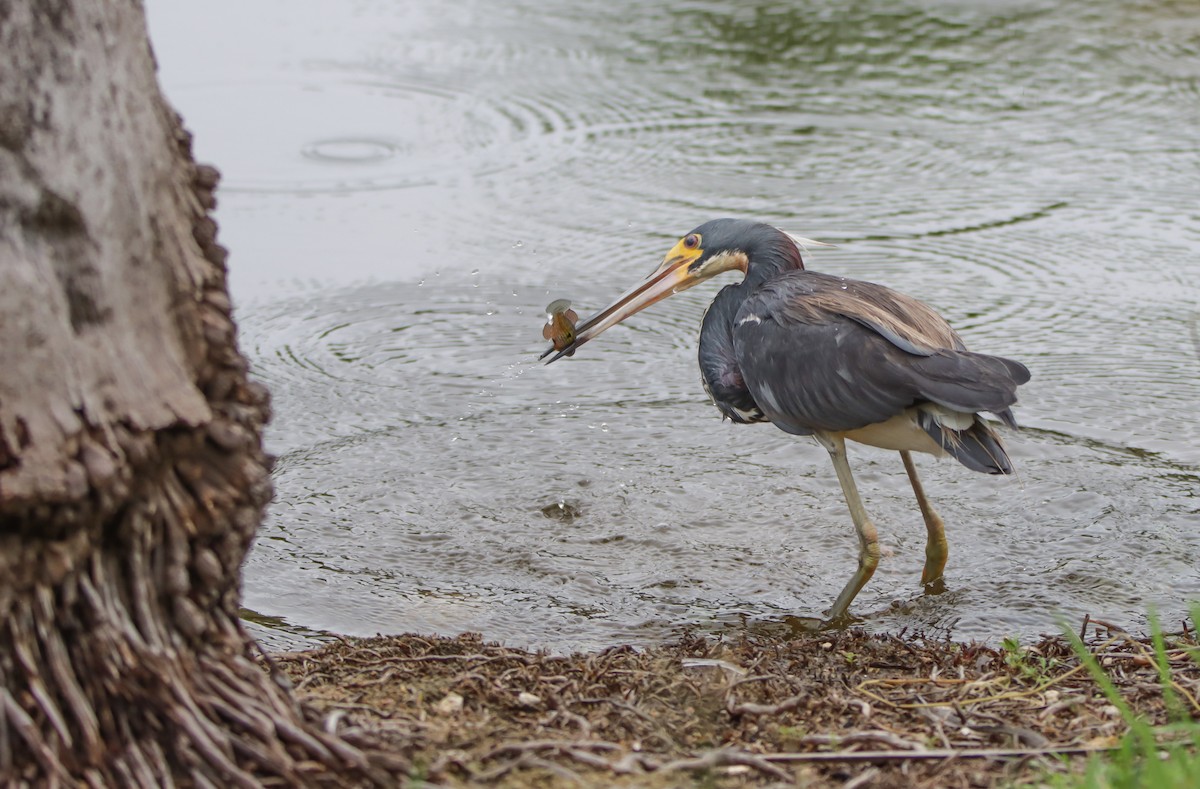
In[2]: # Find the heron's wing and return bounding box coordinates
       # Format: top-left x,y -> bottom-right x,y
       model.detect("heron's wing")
731,272 -> 1028,434
732,298 -> 920,434
903,350 -> 1030,421
807,272 -> 968,353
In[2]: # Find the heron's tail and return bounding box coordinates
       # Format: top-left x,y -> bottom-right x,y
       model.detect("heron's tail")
916,411 -> 1015,475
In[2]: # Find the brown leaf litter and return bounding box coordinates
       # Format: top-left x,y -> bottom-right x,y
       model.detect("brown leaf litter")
267,616 -> 1200,787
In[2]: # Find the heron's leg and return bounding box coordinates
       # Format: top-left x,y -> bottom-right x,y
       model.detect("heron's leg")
815,433 -> 880,621
900,450 -> 948,588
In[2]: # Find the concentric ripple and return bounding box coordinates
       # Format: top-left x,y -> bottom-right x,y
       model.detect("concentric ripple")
150,0 -> 1200,651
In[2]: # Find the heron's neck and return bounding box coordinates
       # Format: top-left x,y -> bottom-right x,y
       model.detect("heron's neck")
742,236 -> 805,288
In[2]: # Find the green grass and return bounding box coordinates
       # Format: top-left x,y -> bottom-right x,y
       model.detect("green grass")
1001,634 -> 1062,685
1030,608 -> 1200,788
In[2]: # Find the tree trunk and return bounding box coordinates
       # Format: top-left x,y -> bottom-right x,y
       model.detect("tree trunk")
0,3 -> 391,785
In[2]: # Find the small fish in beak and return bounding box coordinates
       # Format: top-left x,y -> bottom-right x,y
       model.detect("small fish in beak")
540,299 -> 579,358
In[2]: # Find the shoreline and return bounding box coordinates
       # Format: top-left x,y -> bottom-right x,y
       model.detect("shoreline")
265,618 -> 1194,786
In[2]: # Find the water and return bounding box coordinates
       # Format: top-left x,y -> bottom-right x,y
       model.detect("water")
147,0 -> 1200,652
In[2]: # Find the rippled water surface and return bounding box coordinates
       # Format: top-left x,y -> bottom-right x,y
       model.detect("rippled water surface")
148,0 -> 1199,651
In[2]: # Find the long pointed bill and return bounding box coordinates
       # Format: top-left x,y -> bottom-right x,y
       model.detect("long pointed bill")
543,241 -> 703,364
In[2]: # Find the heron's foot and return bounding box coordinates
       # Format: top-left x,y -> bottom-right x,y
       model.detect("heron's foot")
782,610 -> 864,633
922,575 -> 948,596
818,609 -> 866,631
780,614 -> 826,634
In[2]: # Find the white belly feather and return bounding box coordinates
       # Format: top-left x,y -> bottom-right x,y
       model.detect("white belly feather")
838,404 -> 972,456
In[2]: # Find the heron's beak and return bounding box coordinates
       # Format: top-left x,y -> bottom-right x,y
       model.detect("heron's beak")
543,239 -> 705,363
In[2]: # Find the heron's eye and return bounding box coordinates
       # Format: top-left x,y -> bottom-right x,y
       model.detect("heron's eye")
683,234 -> 700,249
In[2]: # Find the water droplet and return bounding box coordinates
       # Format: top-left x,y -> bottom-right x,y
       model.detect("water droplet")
470,269 -> 480,276
513,240 -> 524,249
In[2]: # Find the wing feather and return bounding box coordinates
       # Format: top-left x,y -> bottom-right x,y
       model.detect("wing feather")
731,271 -> 1029,434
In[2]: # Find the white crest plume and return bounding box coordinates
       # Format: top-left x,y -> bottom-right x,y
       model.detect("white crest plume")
782,230 -> 837,252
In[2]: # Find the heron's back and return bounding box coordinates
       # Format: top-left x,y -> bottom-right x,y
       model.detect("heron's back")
711,269 -> 1029,473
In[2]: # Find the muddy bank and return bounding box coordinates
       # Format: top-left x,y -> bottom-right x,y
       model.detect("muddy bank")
263,618 -> 1198,786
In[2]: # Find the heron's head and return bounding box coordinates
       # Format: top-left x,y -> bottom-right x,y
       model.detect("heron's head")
544,219 -> 827,362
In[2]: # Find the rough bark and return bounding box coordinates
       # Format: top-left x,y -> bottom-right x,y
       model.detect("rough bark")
0,3 -> 394,785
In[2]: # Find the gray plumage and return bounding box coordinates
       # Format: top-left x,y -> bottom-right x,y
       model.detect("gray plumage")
692,221 -> 1029,475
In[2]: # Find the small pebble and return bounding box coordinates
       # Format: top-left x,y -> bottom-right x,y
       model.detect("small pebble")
435,692 -> 464,715
517,691 -> 543,709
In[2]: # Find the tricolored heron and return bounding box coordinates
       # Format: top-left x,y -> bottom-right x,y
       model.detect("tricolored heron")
544,218 -> 1030,621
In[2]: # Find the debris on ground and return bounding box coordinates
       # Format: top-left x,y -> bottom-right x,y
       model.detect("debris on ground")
268,617 -> 1200,787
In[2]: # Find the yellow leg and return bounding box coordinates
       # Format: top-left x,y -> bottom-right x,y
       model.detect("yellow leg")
900,450 -> 948,588
816,434 -> 881,621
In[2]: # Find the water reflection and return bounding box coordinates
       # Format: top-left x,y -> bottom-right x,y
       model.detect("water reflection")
147,0 -> 1200,652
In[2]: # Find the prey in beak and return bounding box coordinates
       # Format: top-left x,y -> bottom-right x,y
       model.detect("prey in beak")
539,299 -> 580,359
542,231 -> 743,363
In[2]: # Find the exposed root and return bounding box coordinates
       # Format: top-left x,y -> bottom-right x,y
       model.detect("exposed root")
0,99 -> 402,786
